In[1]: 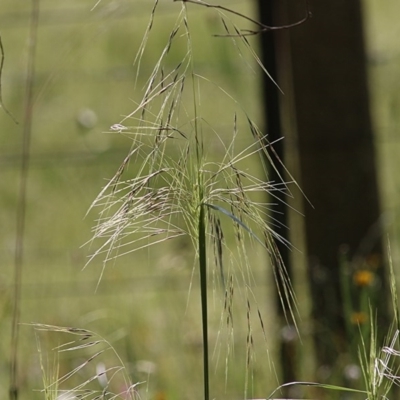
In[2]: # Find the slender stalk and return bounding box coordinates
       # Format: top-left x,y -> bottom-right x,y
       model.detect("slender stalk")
339,246 -> 354,347
198,202 -> 209,400
9,1 -> 40,399
185,6 -> 209,397
0,35 -> 18,124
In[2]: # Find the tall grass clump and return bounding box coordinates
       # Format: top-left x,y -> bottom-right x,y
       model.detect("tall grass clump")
32,1 -> 313,399
83,1 -> 304,400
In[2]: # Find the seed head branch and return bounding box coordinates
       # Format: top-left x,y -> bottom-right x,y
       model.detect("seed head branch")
176,0 -> 311,37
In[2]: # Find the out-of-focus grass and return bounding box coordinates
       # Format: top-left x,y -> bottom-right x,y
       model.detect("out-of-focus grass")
364,0 -> 400,264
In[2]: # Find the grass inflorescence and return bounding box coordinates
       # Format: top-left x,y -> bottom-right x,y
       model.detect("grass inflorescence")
84,1 -> 298,399
29,1 -> 311,399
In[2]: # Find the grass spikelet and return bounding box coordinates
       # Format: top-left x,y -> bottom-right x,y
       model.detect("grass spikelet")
32,324 -> 141,400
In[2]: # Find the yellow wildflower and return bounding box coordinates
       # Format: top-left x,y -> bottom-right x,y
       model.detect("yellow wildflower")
350,312 -> 368,325
353,270 -> 374,287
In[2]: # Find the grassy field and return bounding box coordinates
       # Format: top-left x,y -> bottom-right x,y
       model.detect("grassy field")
1,0 -> 400,399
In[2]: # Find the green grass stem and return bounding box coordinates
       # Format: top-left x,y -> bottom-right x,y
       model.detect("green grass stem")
198,202 -> 209,400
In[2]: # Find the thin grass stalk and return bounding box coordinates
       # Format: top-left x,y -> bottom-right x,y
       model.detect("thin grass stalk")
198,202 -> 209,400
9,1 -> 40,399
0,36 -> 18,123
186,8 -> 210,397
339,246 -> 355,351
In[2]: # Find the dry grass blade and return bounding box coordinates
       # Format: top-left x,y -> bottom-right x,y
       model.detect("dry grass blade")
133,0 -> 160,87
209,213 -> 225,286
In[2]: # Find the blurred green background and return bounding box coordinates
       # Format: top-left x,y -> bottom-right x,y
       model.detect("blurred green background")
1,0 -> 400,399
